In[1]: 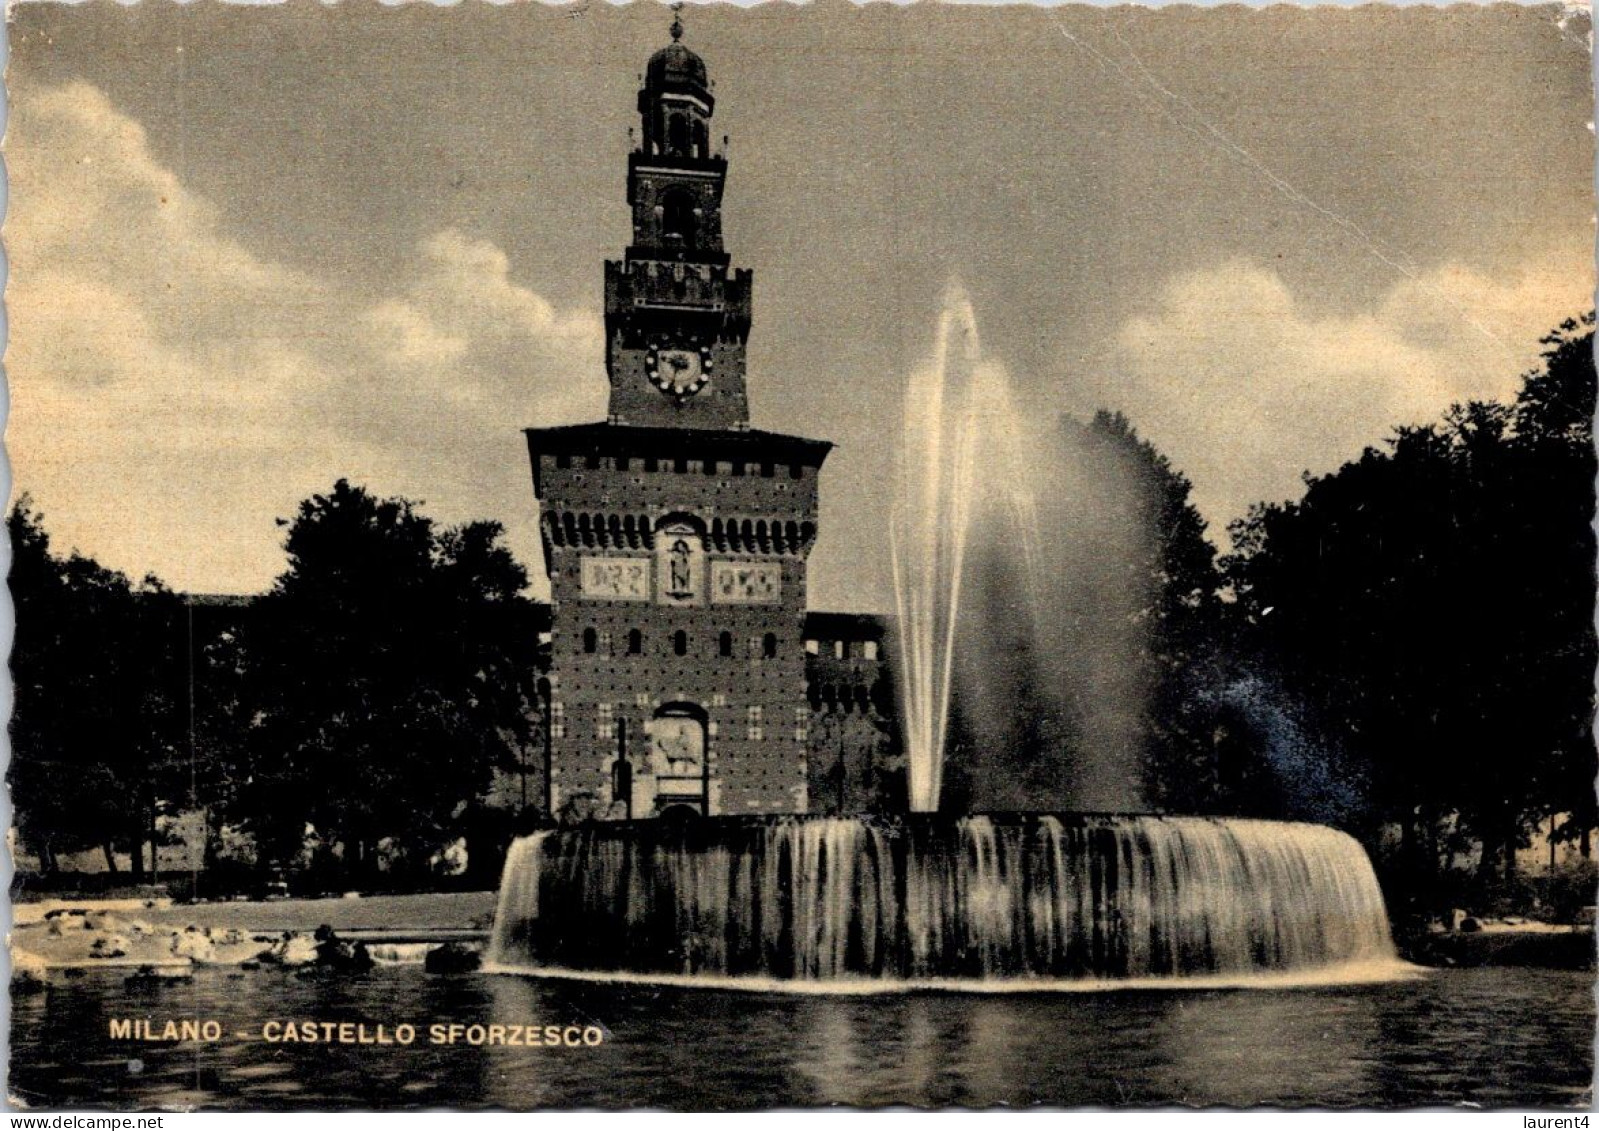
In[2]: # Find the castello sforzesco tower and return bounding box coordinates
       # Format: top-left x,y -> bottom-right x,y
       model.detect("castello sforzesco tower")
525,18 -> 833,821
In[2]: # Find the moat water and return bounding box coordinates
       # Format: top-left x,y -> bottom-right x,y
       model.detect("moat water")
10,965 -> 1592,1108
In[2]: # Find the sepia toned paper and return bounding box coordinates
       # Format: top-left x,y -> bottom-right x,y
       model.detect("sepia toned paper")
5,0 -> 1595,1111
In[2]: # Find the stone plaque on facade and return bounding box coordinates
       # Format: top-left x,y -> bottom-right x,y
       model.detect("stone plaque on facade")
580,556 -> 651,601
711,561 -> 782,604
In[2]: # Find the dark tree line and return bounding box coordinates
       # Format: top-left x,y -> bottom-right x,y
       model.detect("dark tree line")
210,480 -> 541,883
1221,317 -> 1596,907
8,498 -> 188,879
10,481 -> 541,888
1019,317 -> 1594,917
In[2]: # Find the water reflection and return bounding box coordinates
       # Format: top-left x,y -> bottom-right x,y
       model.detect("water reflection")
1154,989 -> 1383,1106
9,968 -> 1592,1110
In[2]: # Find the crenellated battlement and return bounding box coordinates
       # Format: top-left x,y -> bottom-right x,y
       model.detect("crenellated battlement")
605,259 -> 752,325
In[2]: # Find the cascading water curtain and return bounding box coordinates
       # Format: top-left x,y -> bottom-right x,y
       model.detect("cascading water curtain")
487,815 -> 1397,982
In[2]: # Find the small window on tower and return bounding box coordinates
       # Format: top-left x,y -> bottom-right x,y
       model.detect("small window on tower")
674,630 -> 688,657
719,631 -> 733,657
628,629 -> 643,655
747,706 -> 764,741
762,633 -> 778,660
863,641 -> 879,661
583,628 -> 598,654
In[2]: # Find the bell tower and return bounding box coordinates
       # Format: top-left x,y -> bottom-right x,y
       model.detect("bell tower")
604,11 -> 753,430
526,17 -> 831,823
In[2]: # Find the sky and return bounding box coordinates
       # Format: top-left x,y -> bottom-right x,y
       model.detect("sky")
6,0 -> 1593,611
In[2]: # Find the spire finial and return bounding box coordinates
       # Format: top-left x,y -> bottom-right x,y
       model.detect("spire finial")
669,2 -> 684,41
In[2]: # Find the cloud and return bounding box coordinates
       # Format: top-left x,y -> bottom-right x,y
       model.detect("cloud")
1102,258 -> 1591,537
8,81 -> 605,597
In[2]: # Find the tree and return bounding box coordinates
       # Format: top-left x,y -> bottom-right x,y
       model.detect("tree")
1224,316 -> 1596,907
1509,317 -> 1598,858
8,498 -> 186,879
223,480 -> 540,881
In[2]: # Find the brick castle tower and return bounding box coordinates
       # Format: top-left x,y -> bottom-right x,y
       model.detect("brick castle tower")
525,16 -> 832,820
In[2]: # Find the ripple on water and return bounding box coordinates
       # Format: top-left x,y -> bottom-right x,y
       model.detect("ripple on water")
6,966 -> 1592,1109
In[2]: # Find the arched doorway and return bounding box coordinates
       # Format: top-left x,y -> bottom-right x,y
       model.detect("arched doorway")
648,702 -> 709,816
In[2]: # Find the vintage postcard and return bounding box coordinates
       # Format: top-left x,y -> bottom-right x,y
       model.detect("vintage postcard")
5,0 -> 1595,1112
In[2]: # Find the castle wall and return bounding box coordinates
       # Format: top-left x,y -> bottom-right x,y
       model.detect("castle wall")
537,446 -> 822,819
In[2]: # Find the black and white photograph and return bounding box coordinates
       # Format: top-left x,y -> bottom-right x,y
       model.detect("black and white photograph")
4,0 -> 1596,1110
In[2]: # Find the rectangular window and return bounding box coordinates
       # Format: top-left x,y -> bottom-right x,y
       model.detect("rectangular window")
794,707 -> 809,743
550,702 -> 566,740
747,705 -> 764,741
597,702 -> 614,740
863,641 -> 879,661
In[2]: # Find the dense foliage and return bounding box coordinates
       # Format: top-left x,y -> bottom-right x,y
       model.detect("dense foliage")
1223,318 -> 1596,911
8,499 -> 187,878
218,480 -> 542,879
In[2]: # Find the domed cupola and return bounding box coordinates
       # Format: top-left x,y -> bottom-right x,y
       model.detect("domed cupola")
645,30 -> 710,102
637,10 -> 715,157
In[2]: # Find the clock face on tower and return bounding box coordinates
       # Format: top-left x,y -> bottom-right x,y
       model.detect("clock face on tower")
646,340 -> 713,399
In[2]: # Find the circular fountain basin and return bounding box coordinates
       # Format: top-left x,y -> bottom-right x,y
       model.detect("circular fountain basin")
485,813 -> 1412,992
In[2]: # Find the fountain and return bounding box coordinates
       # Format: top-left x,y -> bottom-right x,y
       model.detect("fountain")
488,290 -> 1404,989
889,292 -> 1008,813
486,814 -> 1399,986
